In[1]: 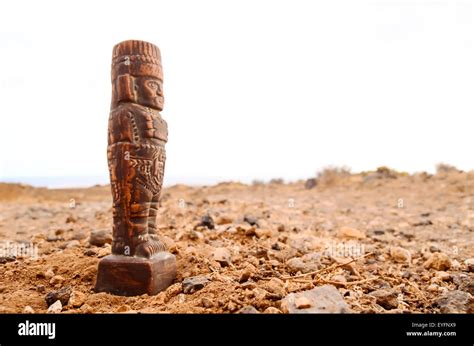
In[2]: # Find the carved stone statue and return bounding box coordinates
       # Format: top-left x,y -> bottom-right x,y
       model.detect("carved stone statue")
95,40 -> 176,296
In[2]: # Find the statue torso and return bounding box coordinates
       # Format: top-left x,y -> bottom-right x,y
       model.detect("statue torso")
108,103 -> 168,145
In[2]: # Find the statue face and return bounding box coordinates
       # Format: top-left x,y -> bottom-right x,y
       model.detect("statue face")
135,76 -> 164,110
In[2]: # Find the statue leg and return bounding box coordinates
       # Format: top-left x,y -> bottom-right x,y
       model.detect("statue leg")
131,188 -> 167,257
147,193 -> 159,236
129,183 -> 153,256
108,142 -> 131,256
130,144 -> 167,258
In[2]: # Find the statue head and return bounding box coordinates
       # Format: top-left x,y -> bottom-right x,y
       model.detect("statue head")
111,40 -> 164,110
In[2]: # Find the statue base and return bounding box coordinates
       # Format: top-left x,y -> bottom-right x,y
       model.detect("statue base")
95,253 -> 176,296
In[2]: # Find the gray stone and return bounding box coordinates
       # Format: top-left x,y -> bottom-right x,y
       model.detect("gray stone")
46,235 -> 64,242
244,215 -> 259,226
271,242 -> 282,251
213,247 -> 232,266
47,300 -> 62,314
0,256 -> 16,264
263,307 -> 282,314
237,305 -> 259,314
83,249 -> 97,257
65,215 -> 77,223
280,285 -> 351,313
456,275 -> 474,295
182,275 -> 210,294
304,178 -> 317,189
287,235 -> 323,254
197,215 -> 214,230
389,247 -> 411,264
464,258 -> 474,272
435,290 -> 474,313
89,230 -> 112,247
286,255 -> 320,274
72,231 -> 88,241
65,240 -> 80,249
369,289 -> 399,310
23,306 -> 35,314
286,257 -> 307,273
45,287 -> 71,307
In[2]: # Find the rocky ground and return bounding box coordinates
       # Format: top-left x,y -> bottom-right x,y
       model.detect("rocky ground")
0,167 -> 473,314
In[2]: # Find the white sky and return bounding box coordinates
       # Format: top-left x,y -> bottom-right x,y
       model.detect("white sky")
0,0 -> 473,186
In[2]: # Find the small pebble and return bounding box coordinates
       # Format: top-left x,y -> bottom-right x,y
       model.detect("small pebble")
23,306 -> 35,314
244,215 -> 258,226
424,253 -> 452,271
45,269 -> 55,279
215,216 -> 233,225
89,230 -> 112,247
197,215 -> 214,230
46,235 -> 63,242
72,231 -> 88,241
390,247 -> 412,264
47,300 -> 62,314
464,258 -> 474,272
238,305 -> 259,314
295,296 -> 312,309
451,259 -> 461,270
304,178 -> 317,189
435,271 -> 452,282
239,268 -> 252,283
69,290 -> 86,308
65,240 -> 80,249
182,275 -> 210,294
263,307 -> 282,314
241,282 -> 257,290
435,290 -> 474,313
370,289 -> 398,310
337,226 -> 366,239
331,275 -> 347,285
97,244 -> 111,258
212,247 -> 232,266
286,257 -> 308,274
45,287 -> 71,306
271,242 -> 282,251
201,297 -> 214,308
50,275 -> 65,285
189,230 -> 204,241
83,249 -> 97,257
65,215 -> 77,223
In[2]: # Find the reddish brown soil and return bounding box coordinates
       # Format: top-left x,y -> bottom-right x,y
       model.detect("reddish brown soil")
0,169 -> 473,313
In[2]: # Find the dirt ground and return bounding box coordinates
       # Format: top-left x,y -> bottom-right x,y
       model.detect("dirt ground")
0,167 -> 473,314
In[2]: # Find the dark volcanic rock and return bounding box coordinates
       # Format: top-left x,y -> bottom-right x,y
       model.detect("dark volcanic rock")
197,215 -> 215,230
45,287 -> 71,307
182,276 -> 210,294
